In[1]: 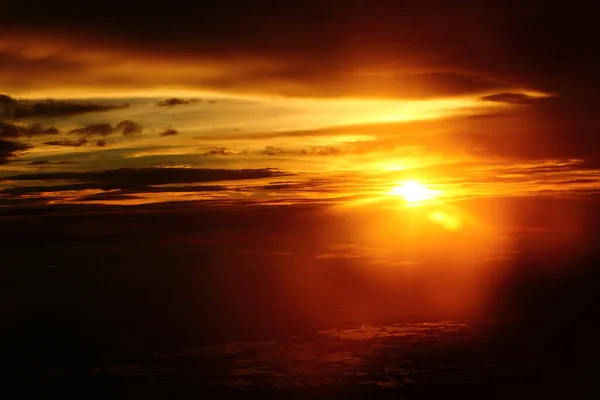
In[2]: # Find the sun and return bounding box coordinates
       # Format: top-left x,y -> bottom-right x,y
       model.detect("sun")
389,180 -> 439,203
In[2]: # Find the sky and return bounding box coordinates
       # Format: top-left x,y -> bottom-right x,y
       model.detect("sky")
1,0 -> 599,208
3,1 -> 600,396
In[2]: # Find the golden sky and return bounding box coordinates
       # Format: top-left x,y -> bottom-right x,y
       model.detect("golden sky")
4,4 -> 600,386
1,1 -> 599,208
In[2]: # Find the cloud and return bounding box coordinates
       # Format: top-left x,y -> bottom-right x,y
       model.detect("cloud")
480,92 -> 543,105
0,122 -> 26,138
157,98 -> 198,107
27,123 -> 60,136
66,120 -> 142,141
116,119 -> 143,135
44,137 -> 108,148
44,138 -> 88,147
75,192 -> 144,202
0,167 -> 289,196
0,94 -> 129,119
262,146 -> 285,156
159,129 -> 178,137
0,139 -> 32,164
0,121 -> 60,138
262,146 -> 345,156
68,123 -> 114,136
27,160 -> 73,165
201,147 -> 247,156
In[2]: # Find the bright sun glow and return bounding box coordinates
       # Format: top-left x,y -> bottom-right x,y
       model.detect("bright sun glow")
390,180 -> 439,203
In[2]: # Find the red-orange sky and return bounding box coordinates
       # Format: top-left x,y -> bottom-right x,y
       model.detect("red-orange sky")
3,3 -> 600,397
2,0 -> 599,207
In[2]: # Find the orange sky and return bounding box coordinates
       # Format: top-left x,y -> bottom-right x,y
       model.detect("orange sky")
1,1 -> 599,208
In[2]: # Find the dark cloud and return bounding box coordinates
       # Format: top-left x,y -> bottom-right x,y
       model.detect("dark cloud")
480,93 -> 543,105
44,136 -> 109,148
157,98 -> 198,107
68,123 -> 114,136
0,139 -> 32,164
27,123 -> 60,136
0,122 -> 26,138
201,147 -> 247,156
66,120 -> 142,140
0,94 -> 18,119
159,129 -> 178,137
27,160 -> 73,165
44,138 -> 88,147
2,184 -> 228,197
262,146 -> 345,156
1,167 -> 288,190
0,94 -> 129,119
74,192 -> 144,202
0,121 -> 60,138
115,119 -> 143,135
0,167 -> 281,204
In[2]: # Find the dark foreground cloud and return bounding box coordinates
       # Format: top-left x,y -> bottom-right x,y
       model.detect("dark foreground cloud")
1,167 -> 288,190
159,129 -> 178,137
480,92 -> 545,105
0,94 -> 129,119
67,120 -> 143,139
44,138 -> 88,147
157,98 -> 198,107
262,146 -> 345,156
68,123 -> 114,136
115,119 -> 143,135
201,147 -> 247,156
0,121 -> 60,138
27,160 -> 73,165
0,139 -> 32,164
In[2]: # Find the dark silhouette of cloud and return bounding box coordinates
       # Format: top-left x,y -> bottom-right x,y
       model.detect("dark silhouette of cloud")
44,138 -> 88,147
27,160 -> 73,165
262,146 -> 345,156
0,167 -> 287,204
116,119 -> 143,135
201,147 -> 247,156
157,98 -> 199,107
0,94 -> 129,119
480,93 -> 542,105
0,122 -> 60,138
0,139 -> 32,164
68,123 -> 114,136
159,129 -> 178,137
1,167 -> 288,193
66,120 -> 143,142
0,122 -> 27,138
75,192 -> 145,202
27,123 -> 60,137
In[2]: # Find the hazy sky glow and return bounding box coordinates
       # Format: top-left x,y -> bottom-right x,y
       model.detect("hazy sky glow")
1,0 -> 599,209
5,3 -> 600,396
